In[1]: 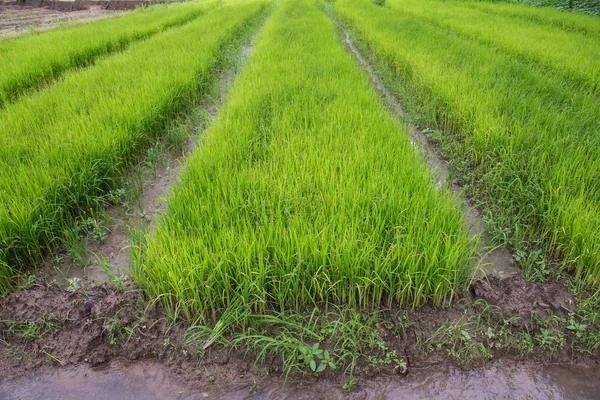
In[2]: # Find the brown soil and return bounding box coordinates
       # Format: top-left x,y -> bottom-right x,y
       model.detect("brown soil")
471,275 -> 576,320
0,275 -> 595,392
0,282 -> 258,383
0,4 -> 118,37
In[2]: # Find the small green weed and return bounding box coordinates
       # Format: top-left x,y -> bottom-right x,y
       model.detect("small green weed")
66,277 -> 82,293
298,343 -> 336,373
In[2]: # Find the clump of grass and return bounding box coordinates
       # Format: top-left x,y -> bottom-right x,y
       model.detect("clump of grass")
1,318 -> 64,341
334,0 -> 600,286
0,0 -> 271,295
133,0 -> 476,321
185,304 -> 406,380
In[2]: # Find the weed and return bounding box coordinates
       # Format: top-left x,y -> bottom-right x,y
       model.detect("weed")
343,377 -> 358,392
18,274 -> 37,290
298,343 -> 336,373
102,317 -> 134,345
517,331 -> 535,357
1,319 -> 63,341
96,254 -> 127,291
9,321 -> 42,341
567,285 -> 600,354
535,328 -> 565,354
567,313 -> 588,338
107,188 -> 127,207
66,277 -> 82,293
81,217 -> 108,243
187,305 -> 405,380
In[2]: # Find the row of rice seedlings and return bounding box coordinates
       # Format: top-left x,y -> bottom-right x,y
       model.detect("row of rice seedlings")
501,0 -> 600,16
0,1 -> 214,108
334,0 -> 600,284
133,0 -> 476,322
458,0 -> 600,35
0,0 -> 270,294
387,0 -> 600,97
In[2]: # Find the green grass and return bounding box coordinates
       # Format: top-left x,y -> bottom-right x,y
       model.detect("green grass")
133,0 -> 476,322
186,304 -> 406,379
0,0 -> 270,294
334,0 -> 600,284
0,1 -> 215,108
387,0 -> 600,97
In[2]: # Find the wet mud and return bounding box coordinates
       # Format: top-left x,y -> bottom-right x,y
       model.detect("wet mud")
0,276 -> 591,393
1,359 -> 599,399
471,275 -> 576,320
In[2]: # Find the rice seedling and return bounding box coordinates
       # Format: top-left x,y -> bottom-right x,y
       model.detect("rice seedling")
133,0 -> 476,322
0,1 -> 215,108
334,0 -> 600,284
459,0 -> 600,35
487,0 -> 600,15
0,0 -> 270,294
387,0 -> 600,97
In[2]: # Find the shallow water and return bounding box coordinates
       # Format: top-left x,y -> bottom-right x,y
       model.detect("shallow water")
1,360 -> 599,400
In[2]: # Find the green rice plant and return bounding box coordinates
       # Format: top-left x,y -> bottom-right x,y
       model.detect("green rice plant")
480,0 -> 600,15
0,0 -> 270,295
0,1 -> 216,108
334,0 -> 600,284
387,0 -> 600,97
459,0 -> 600,35
133,0 -> 476,322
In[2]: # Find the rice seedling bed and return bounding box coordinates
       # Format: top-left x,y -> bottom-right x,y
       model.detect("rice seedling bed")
0,1 -> 213,107
0,0 -> 270,294
387,0 -> 600,97
458,0 -> 600,35
133,0 -> 476,321
334,0 -> 600,285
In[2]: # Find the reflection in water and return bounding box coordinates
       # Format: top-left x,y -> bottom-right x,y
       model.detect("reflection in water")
0,361 -> 599,400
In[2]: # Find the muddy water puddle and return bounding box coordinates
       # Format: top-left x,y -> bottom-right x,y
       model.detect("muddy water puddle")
1,361 -> 599,399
